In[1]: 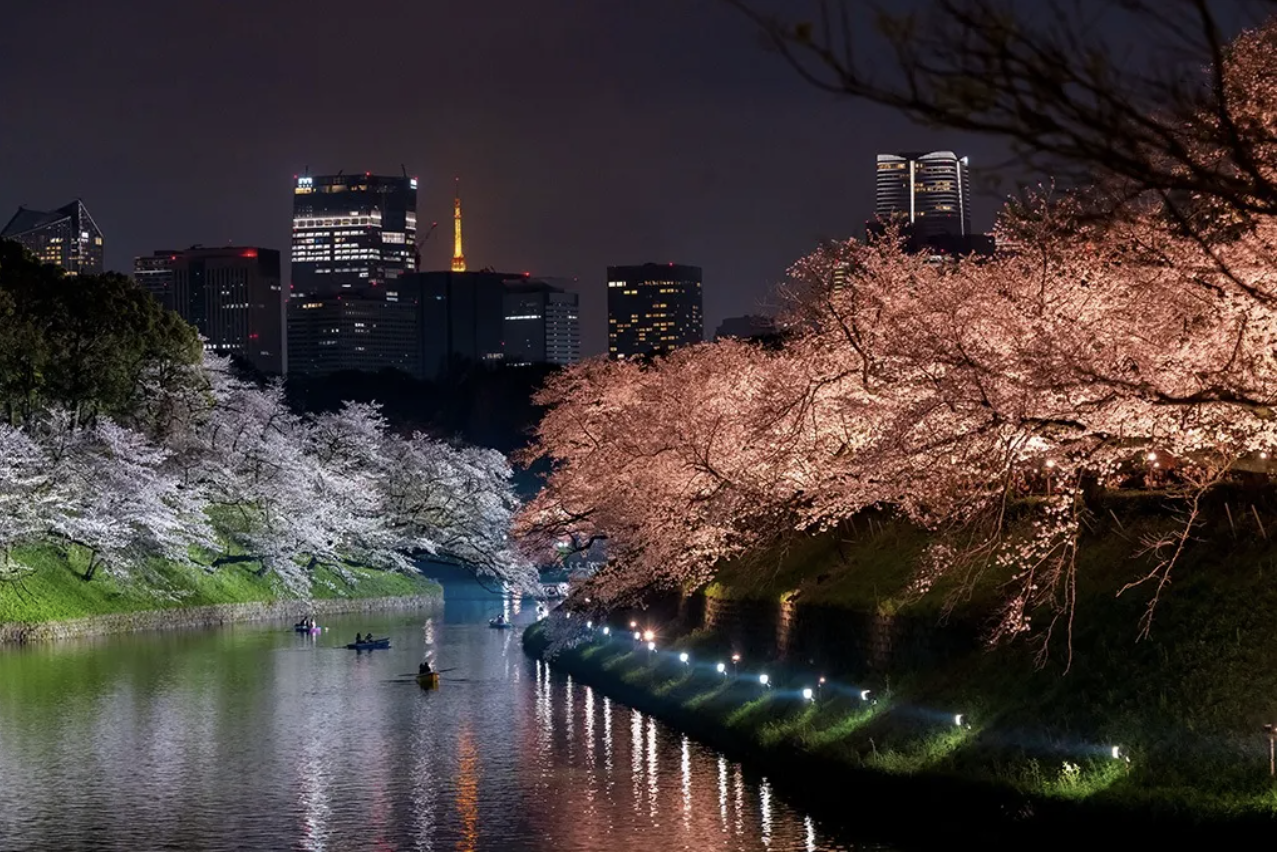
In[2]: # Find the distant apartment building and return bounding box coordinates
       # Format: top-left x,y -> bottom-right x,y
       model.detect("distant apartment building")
606,263 -> 703,359
1,200 -> 104,275
503,280 -> 580,367
134,246 -> 285,374
875,151 -> 973,237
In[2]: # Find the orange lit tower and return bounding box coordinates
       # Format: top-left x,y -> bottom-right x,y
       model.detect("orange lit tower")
451,178 -> 466,272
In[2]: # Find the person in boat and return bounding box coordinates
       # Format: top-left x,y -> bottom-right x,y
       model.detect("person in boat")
355,632 -> 362,644
364,633 -> 374,643
418,659 -> 434,676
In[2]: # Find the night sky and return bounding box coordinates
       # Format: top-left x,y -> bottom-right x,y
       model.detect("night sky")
0,1 -> 1012,356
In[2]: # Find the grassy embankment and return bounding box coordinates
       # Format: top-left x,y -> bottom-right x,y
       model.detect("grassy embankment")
0,542 -> 440,625
525,489 -> 1276,837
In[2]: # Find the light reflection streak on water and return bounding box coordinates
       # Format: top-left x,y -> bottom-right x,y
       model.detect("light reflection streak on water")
584,687 -> 596,815
298,753 -> 329,851
456,724 -> 479,851
761,777 -> 773,850
734,764 -> 745,837
646,716 -> 658,817
805,815 -> 817,852
565,674 -> 574,761
680,735 -> 691,830
718,756 -> 728,830
603,697 -> 613,781
631,710 -> 643,811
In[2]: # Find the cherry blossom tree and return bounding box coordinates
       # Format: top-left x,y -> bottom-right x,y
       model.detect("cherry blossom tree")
518,24 -> 1275,661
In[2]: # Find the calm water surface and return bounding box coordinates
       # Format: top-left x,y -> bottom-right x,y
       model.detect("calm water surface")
0,581 -> 863,851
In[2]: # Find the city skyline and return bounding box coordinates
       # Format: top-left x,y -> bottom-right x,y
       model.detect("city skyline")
0,0 -> 1009,357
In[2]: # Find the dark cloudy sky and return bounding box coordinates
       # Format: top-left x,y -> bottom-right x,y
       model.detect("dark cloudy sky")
2,1 -> 1022,355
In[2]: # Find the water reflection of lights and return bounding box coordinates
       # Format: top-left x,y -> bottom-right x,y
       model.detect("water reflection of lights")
298,753 -> 330,851
718,756 -> 728,828
804,816 -> 816,852
456,725 -> 479,851
565,675 -> 575,759
603,696 -> 613,777
680,736 -> 692,828
646,716 -> 659,817
631,710 -> 643,809
734,765 -> 745,836
760,778 -> 773,849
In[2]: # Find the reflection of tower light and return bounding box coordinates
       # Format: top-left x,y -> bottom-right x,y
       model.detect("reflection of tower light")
456,725 -> 479,850
565,676 -> 575,760
805,815 -> 816,852
733,765 -> 744,836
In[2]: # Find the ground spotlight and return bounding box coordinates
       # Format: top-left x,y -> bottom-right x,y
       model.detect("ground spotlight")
679,652 -> 689,664
647,641 -> 656,651
630,621 -> 637,629
716,662 -> 726,674
802,687 -> 814,701
954,714 -> 965,728
643,630 -> 655,642
759,673 -> 770,686
633,631 -> 641,640
602,627 -> 610,636
859,689 -> 871,702
586,620 -> 593,629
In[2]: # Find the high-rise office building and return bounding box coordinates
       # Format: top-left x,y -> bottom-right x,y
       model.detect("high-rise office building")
875,151 -> 972,236
503,280 -> 580,367
606,263 -> 703,360
290,173 -> 418,299
134,246 -> 285,375
134,250 -> 179,310
1,200 -> 104,275
287,293 -> 418,376
405,270 -> 519,379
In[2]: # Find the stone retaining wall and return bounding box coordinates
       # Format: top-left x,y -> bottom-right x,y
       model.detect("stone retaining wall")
0,592 -> 443,645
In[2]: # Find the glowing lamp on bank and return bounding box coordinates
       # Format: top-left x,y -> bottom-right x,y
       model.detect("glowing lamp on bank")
759,673 -> 770,686
633,631 -> 641,640
716,662 -> 726,674
679,652 -> 689,664
602,627 -> 610,636
647,641 -> 656,652
586,620 -> 593,629
954,714 -> 965,728
802,688 -> 814,702
630,621 -> 637,629
859,689 -> 871,702
642,630 -> 655,642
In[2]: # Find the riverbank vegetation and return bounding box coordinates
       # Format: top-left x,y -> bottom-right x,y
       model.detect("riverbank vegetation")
517,24 -> 1275,664
0,241 -> 533,614
0,543 -> 440,625
525,492 -> 1276,826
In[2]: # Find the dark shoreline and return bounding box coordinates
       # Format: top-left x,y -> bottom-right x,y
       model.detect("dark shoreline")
524,623 -> 1274,852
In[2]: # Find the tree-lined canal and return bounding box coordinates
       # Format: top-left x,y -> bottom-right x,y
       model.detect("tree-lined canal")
0,582 -> 858,851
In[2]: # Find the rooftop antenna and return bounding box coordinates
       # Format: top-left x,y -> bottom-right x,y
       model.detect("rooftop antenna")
401,163 -> 408,177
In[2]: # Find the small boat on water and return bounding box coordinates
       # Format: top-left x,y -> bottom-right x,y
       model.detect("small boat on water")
346,637 -> 391,650
488,617 -> 513,629
294,624 -> 321,634
416,671 -> 440,689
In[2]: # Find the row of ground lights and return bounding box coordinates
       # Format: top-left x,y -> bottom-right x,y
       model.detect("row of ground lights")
585,618 -> 1130,763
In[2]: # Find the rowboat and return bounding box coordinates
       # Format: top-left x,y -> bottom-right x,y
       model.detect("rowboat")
416,672 -> 440,689
294,624 -> 320,634
488,618 -> 513,629
346,637 -> 391,650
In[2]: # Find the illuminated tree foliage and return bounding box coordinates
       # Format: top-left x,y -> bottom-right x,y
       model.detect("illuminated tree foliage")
518,24 -> 1274,661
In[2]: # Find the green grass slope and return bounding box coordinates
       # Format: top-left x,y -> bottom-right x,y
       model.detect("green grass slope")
0,543 -> 440,624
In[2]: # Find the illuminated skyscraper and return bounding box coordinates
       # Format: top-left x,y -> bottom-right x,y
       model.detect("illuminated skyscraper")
875,151 -> 972,236
451,178 -> 466,272
135,246 -> 285,375
607,263 -> 703,359
290,173 -> 418,299
1,200 -> 103,274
